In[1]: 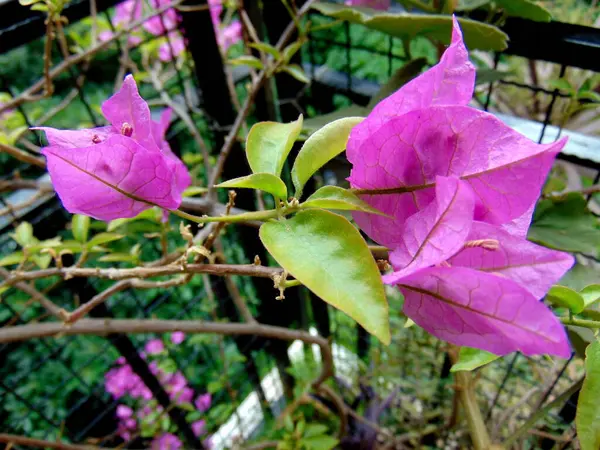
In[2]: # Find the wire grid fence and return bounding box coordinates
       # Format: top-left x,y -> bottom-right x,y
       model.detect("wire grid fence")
0,0 -> 598,448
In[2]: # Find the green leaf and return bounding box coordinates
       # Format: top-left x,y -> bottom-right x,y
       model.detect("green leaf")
182,186 -> 209,197
475,68 -> 513,85
87,232 -> 124,248
456,0 -> 491,10
548,78 -> 574,93
246,116 -> 303,177
581,285 -> 600,309
546,285 -> 585,314
249,42 -> 281,59
529,193 -> 600,254
302,106 -> 368,136
291,117 -> 363,198
0,252 -> 25,267
450,347 -> 500,372
367,58 -> 427,110
303,424 -> 329,438
71,215 -> 90,243
281,64 -> 310,84
259,209 -> 390,344
311,3 -> 508,51
228,55 -> 264,69
98,253 -> 137,263
107,208 -> 161,232
11,222 -> 34,247
282,41 -> 304,63
577,341 -> 600,450
284,415 -> 294,433
215,173 -> 288,199
495,0 -> 552,22
300,436 -> 339,450
302,186 -> 386,215
567,327 -> 594,359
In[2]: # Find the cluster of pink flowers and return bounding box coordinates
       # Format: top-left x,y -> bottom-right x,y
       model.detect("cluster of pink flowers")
37,74 -> 191,221
104,333 -> 213,448
348,18 -> 573,358
100,0 -> 241,61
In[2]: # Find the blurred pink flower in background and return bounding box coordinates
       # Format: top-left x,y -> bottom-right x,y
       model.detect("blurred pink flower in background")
152,433 -> 182,449
145,339 -> 165,355
170,331 -> 185,344
195,393 -> 211,412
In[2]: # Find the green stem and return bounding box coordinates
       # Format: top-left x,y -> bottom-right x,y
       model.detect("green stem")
454,370 -> 491,450
503,378 -> 584,448
170,208 -> 280,224
560,317 -> 600,329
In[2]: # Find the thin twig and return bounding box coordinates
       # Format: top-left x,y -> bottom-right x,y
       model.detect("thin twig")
0,434 -> 98,450
0,143 -> 46,168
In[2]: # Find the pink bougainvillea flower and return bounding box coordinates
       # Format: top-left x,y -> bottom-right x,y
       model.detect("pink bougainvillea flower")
37,75 -> 190,221
116,404 -> 133,419
192,419 -> 207,437
344,0 -> 391,9
195,393 -> 211,412
217,20 -> 242,51
347,17 -> 566,249
158,33 -> 186,62
209,0 -> 222,24
114,0 -> 142,27
145,338 -> 165,354
143,0 -> 179,36
152,433 -> 182,450
171,331 -> 185,344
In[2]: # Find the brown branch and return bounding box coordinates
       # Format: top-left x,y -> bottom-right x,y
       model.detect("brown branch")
0,318 -> 334,387
0,434 -> 98,450
0,0 -> 184,115
0,268 -> 67,320
0,143 -> 46,168
0,190 -> 54,218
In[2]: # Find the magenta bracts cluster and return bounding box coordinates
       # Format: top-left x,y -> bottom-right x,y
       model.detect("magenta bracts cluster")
104,334 -> 212,448
348,18 -> 574,358
37,75 -> 191,221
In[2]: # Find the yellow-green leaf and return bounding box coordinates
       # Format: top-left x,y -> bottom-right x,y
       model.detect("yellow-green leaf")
291,117 -> 363,198
72,214 -> 91,243
450,347 -> 501,372
248,42 -> 281,59
546,285 -> 585,314
11,222 -> 34,247
577,341 -> 600,450
0,252 -> 25,267
215,173 -> 288,199
495,0 -> 551,22
302,185 -> 386,215
581,285 -> 600,309
246,115 -> 303,177
259,209 -> 390,344
87,232 -> 124,248
281,64 -> 310,84
312,2 -> 508,51
228,55 -> 263,69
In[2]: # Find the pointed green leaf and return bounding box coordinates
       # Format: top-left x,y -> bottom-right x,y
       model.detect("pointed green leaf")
302,106 -> 368,136
246,115 -> 303,176
228,55 -> 264,69
302,185 -> 387,215
300,436 -> 339,450
107,208 -> 161,232
0,252 -> 25,267
546,285 -> 585,314
215,173 -> 288,199
87,232 -> 124,248
581,285 -> 600,309
282,41 -> 304,63
11,222 -> 34,247
577,341 -> 600,450
248,42 -> 281,59
450,347 -> 501,372
367,58 -> 427,110
281,64 -> 310,84
98,253 -> 137,263
311,3 -> 508,51
303,424 -> 329,438
72,214 -> 91,243
291,117 -> 363,198
495,0 -> 552,22
182,186 -> 209,197
259,209 -> 390,344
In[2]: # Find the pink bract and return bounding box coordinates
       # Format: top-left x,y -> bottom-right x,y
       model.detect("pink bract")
159,33 -> 186,62
145,338 -> 165,354
114,0 -> 142,27
195,393 -> 211,412
192,419 -> 207,437
344,0 -> 391,9
171,331 -> 185,344
38,75 -> 190,221
152,433 -> 182,450
397,267 -> 571,358
217,20 -> 242,51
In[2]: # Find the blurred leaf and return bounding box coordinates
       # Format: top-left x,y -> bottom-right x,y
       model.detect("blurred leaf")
568,327 -> 594,359
11,222 -> 34,247
529,193 -> 600,254
303,424 -> 329,438
0,252 -> 24,267
475,68 -> 513,85
300,436 -> 339,450
215,173 -> 288,199
182,186 -> 208,197
281,64 -> 310,84
560,263 -> 599,291
228,55 -> 263,69
546,285 -> 585,314
577,341 -> 600,450
98,253 -> 137,263
312,3 -> 508,51
282,41 -> 304,63
284,415 -> 294,433
367,58 -> 427,109
581,285 -> 600,309
302,106 -> 368,136
107,208 -> 161,232
32,254 -> 52,269
260,209 -> 390,344
71,215 -> 90,243
451,347 -> 500,372
292,117 -> 363,198
549,79 -> 574,93
456,0 -> 490,10
246,115 -> 303,177
249,42 -> 281,59
87,233 -> 124,248
302,185 -> 386,215
495,0 -> 552,22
